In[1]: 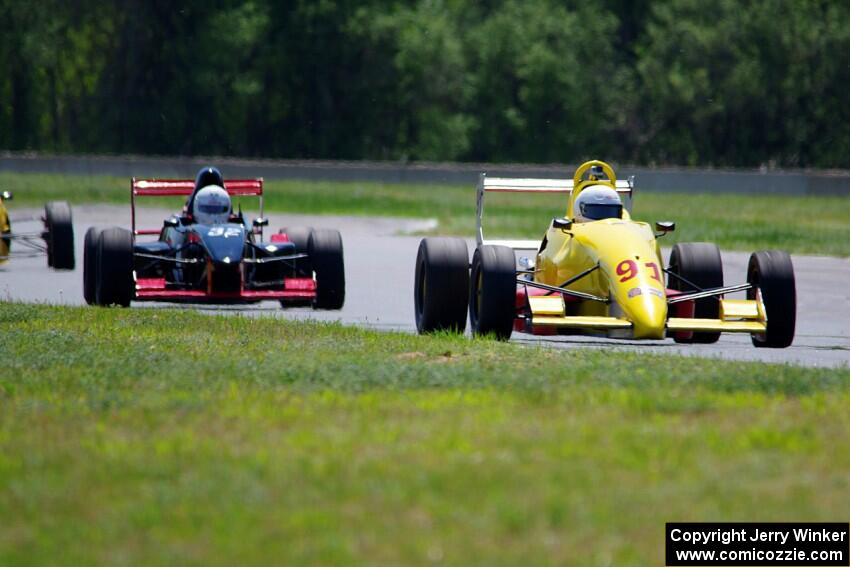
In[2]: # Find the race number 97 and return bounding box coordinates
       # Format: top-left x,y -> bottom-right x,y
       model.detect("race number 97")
616,259 -> 661,283
616,259 -> 638,282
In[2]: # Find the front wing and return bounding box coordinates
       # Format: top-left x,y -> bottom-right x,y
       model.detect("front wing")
515,288 -> 766,337
134,277 -> 316,304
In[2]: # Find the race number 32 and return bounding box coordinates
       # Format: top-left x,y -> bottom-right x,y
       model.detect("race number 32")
616,259 -> 661,282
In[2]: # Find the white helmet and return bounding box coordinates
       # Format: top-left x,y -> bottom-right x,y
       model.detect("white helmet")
574,184 -> 623,222
192,185 -> 232,225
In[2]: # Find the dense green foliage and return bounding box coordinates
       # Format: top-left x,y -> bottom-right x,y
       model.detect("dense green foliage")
1,303 -> 849,565
2,1 -> 849,167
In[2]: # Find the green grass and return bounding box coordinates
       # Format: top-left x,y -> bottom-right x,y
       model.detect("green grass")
3,171 -> 850,255
1,303 -> 849,566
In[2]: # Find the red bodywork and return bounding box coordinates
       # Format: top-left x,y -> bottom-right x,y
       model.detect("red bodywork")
134,277 -> 316,301
665,288 -> 696,341
513,285 -> 575,335
131,178 -> 265,236
129,177 -> 316,305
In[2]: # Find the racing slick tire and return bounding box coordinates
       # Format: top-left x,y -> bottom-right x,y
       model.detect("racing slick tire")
44,201 -> 75,270
747,250 -> 796,348
83,226 -> 104,305
414,237 -> 469,334
96,227 -> 134,307
279,226 -> 313,277
308,228 -> 345,309
469,244 -> 516,341
668,242 -> 723,344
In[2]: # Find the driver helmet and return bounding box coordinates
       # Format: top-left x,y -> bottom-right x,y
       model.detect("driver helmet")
195,166 -> 224,191
574,184 -> 623,222
192,185 -> 232,225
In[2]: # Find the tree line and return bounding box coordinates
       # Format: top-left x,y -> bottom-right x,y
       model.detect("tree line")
2,0 -> 848,168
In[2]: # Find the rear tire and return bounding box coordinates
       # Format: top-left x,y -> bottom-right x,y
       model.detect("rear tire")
83,226 -> 103,305
96,227 -> 134,307
44,201 -> 75,270
279,226 -> 312,253
668,242 -> 723,344
414,237 -> 469,333
469,245 -> 516,340
308,229 -> 345,309
748,250 -> 796,348
279,226 -> 313,277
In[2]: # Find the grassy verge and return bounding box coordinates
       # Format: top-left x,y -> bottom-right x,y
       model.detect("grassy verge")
3,171 -> 850,255
1,303 -> 849,566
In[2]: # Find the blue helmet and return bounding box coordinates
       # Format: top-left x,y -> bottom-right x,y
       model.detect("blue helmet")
195,166 -> 224,191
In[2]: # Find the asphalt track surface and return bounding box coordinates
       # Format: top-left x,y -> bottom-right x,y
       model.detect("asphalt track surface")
2,205 -> 849,368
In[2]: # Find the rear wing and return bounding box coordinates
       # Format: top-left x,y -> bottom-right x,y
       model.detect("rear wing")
130,178 -> 264,236
476,173 -> 635,249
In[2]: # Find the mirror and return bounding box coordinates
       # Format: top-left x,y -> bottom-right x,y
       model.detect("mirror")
655,221 -> 675,233
552,217 -> 572,231
1,191 -> 12,200
253,217 -> 269,227
164,217 -> 179,228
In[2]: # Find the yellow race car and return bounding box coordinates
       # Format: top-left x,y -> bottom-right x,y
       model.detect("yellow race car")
0,191 -> 75,270
414,160 -> 795,348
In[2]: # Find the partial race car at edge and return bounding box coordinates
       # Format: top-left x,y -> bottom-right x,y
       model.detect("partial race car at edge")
0,189 -> 75,271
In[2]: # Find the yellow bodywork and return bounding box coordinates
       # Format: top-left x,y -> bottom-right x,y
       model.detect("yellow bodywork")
0,198 -> 10,263
528,160 -> 766,339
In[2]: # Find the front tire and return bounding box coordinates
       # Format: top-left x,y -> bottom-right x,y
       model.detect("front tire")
96,227 -> 134,307
469,245 -> 516,340
668,242 -> 723,344
308,229 -> 345,309
44,201 -> 75,270
748,250 -> 796,348
414,237 -> 469,333
83,226 -> 103,305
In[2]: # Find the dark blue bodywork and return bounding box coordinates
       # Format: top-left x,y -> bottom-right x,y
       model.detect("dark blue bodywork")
133,215 -> 298,294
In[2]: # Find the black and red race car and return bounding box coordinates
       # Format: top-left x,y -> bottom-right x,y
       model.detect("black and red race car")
83,168 -> 344,309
